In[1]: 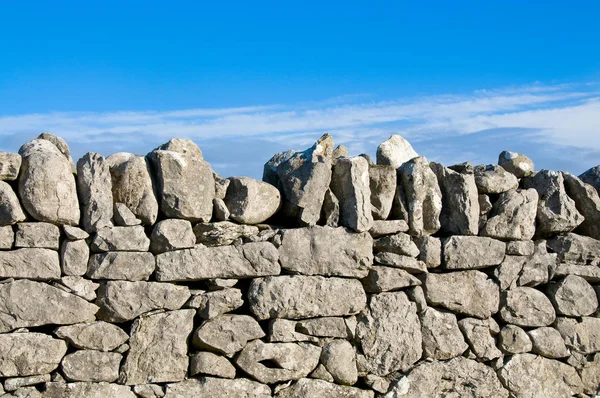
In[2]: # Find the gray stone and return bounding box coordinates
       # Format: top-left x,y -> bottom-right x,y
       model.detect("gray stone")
193,221 -> 259,246
18,139 -> 80,225
373,252 -> 427,273
96,281 -> 190,322
361,266 -> 421,293
330,157 -> 373,232
156,242 -> 279,282
547,233 -> 600,265
107,153 -> 158,226
55,276 -> 99,301
296,317 -> 351,339
87,252 -> 155,281
235,340 -> 321,384
356,291 -> 421,376
190,351 -> 236,378
431,162 -> 480,235
43,382 -> 135,398
332,144 -> 348,158
474,164 -> 519,194
579,353 -> 600,394
224,177 -> 281,224
498,353 -> 583,397
212,197 -> 230,221
192,314 -> 265,357
54,321 -> 129,351
579,165 -> 600,195
60,240 -> 89,276
187,288 -> 244,319
263,149 -> 298,187
149,219 -> 195,254
494,254 -> 555,290
0,225 -> 13,250
113,203 -> 141,226
278,226 -> 372,278
547,275 -> 598,316
481,189 -> 539,240
249,276 -> 367,320
132,384 -> 164,398
499,287 -> 555,327
37,133 -> 75,172
15,222 -> 59,250
4,375 -> 50,392
76,153 -> 113,232
310,364 -> 334,382
442,236 -> 505,270
164,377 -> 271,398
376,134 -> 418,169
373,232 -> 419,257
0,152 -> 21,181
458,317 -> 502,361
498,150 -> 535,178
61,350 -> 121,382
120,309 -> 195,385
0,333 -> 66,377
478,194 -> 493,229
563,172 -> 600,239
528,327 -> 570,358
268,319 -> 319,343
554,262 -> 600,283
0,248 -> 60,280
369,165 -> 396,220
368,220 -> 408,238
506,240 -> 535,256
276,378 -> 373,398
320,340 -> 357,385
423,270 -> 500,319
0,182 -> 25,226
555,316 -> 600,355
0,280 -> 98,332
90,226 -> 150,252
414,236 -> 441,268
420,307 -> 468,360
399,157 -> 442,236
499,325 -> 532,354
62,226 -> 89,240
320,188 -> 339,227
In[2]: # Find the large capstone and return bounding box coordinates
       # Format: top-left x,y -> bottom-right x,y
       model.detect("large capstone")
376,134 -> 418,168
224,176 -> 281,224
498,150 -> 535,178
76,152 -> 114,233
330,156 -> 373,232
473,164 -> 519,194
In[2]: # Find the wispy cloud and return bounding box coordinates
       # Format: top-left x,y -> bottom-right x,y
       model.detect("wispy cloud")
0,82 -> 598,179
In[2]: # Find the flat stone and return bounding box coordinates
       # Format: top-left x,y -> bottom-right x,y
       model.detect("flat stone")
4,374 -> 50,392
186,288 -> 243,320
555,317 -> 600,355
120,309 -> 195,385
76,152 -> 113,233
90,226 -> 150,252
278,226 -> 372,278
43,382 -> 136,398
554,262 -> 600,282
156,242 -> 279,282
192,314 -> 265,357
54,321 -> 129,351
60,240 -> 89,276
63,226 -> 88,241
276,378 -> 373,398
361,266 -> 421,293
373,252 -> 426,273
506,240 -> 535,256
369,165 -> 396,220
164,377 -> 271,398
0,333 -> 66,377
442,236 -> 505,270
499,287 -> 556,327
87,252 -> 155,281
376,134 -> 418,169
579,165 -> 600,195
61,350 -> 121,382
0,248 -> 60,280
420,307 -> 468,360
113,202 -> 141,226
190,351 -> 236,379
563,172 -> 600,240
546,275 -> 598,316
368,220 -> 409,238
193,221 -> 259,246
96,281 -> 190,322
373,232 -> 419,257
0,182 -> 26,226
547,233 -> 600,265
55,276 -> 99,301
528,327 -> 570,358
295,317 -> 351,339
474,164 -> 519,194
0,152 -> 21,181
0,225 -> 13,249
481,189 -> 538,240
499,325 -> 532,354
458,317 -> 502,361
498,150 -> 534,178
149,219 -> 195,255
224,176 -> 281,224
132,384 -> 164,398
249,276 -> 367,320
330,157 -> 373,232
15,222 -> 59,250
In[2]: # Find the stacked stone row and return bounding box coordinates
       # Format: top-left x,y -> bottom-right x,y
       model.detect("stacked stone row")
0,132 -> 598,397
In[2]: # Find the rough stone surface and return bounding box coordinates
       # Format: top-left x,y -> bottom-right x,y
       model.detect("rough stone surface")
15,222 -> 59,250
555,316 -> 600,355
330,157 -> 373,232
192,314 -> 265,357
499,325 -> 532,354
579,165 -> 600,195
373,232 -> 419,257
420,307 -> 468,360
414,236 -> 441,268
458,317 -> 502,361
442,236 -> 505,270
481,189 -> 539,240
563,171 -> 600,239
61,350 -> 122,382
76,153 -> 114,233
225,176 -> 281,224
149,219 -> 195,254
90,226 -> 150,252
44,382 -> 136,398
373,252 -> 426,273
506,240 -> 535,256
0,152 -> 21,181
87,252 -> 155,281
368,220 -> 408,238
0,182 -> 26,226
376,134 -> 418,169
0,333 -> 66,377
60,239 -> 89,276
54,321 -> 129,352
369,165 -> 396,220
361,266 -> 421,293
0,225 -> 14,249
276,378 -> 374,398
113,202 -> 141,226
473,164 -> 519,194
193,221 -> 259,246
547,232 -> 600,265
189,288 -> 244,319
546,274 -> 598,316
63,226 -> 88,241
499,287 -> 556,327
320,188 -> 339,227
164,377 -> 271,398
0,248 -> 60,280
190,351 -> 236,379
528,327 -> 570,358
320,340 -> 357,385
498,150 -> 535,178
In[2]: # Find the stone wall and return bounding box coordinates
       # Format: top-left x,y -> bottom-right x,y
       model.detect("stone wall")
0,132 -> 598,397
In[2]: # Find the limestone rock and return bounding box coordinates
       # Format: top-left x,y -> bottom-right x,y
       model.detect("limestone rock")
4,374 -> 50,392
579,165 -> 600,196
373,252 -> 427,273
498,150 -> 535,178
90,226 -> 150,252
193,221 -> 259,246
87,252 -> 155,281
268,319 -> 319,343
278,226 -> 372,278
120,310 -> 195,385
164,377 -> 271,398
423,270 -> 500,319
474,164 -> 519,194
156,242 -> 280,282
399,157 -> 442,236
420,307 -> 468,360
414,236 -> 441,268
61,350 -> 121,382
192,314 -> 265,357
76,153 -> 113,232
368,220 -> 409,238
442,236 -> 505,270
458,317 -> 502,361
330,157 -> 373,232
320,188 -> 339,227
15,222 -> 59,250
361,266 -> 421,293
563,172 -> 600,239
528,327 -> 570,358
43,382 -> 136,398
190,351 -> 236,379
494,254 -> 555,290
263,149 -> 298,187
0,182 -> 26,226
235,340 -> 321,384
296,317 -> 352,339
546,275 -> 598,316
18,139 -> 80,225
547,232 -> 600,265
478,194 -> 493,229
60,239 -> 89,276
369,165 -> 396,220
0,248 -> 60,280
249,276 -> 367,320
320,340 -> 357,385
55,276 -> 99,301
499,287 -> 555,327
113,202 -> 141,226
373,232 -> 419,257
554,262 -> 600,282
63,226 -> 88,241
212,197 -> 230,221
579,353 -> 600,394
0,152 -> 21,181
188,288 -> 244,319
0,333 -> 66,377
0,225 -> 13,249
276,378 -> 373,398
37,132 -> 75,171
149,219 -> 195,254
310,364 -> 334,382
506,240 -> 535,256
224,176 -> 281,224
356,291 -> 422,376
376,134 -> 418,168
132,384 -> 164,398
481,189 -> 538,240
96,281 -> 190,322
555,317 -> 600,355
54,321 -> 129,351
499,325 -> 532,354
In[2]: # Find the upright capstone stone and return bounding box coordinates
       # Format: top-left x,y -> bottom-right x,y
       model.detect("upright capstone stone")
579,165 -> 600,195
368,164 -> 396,220
330,157 -> 373,232
18,139 -> 80,225
376,134 -> 418,169
76,152 -> 114,233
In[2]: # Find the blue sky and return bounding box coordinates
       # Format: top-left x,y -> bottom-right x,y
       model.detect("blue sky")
1,1 -> 599,179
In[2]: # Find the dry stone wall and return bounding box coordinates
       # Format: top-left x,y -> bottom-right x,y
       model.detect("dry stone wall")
0,132 -> 598,397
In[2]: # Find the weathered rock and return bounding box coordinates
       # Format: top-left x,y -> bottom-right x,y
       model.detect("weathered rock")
356,291 -> 421,376
494,254 -> 555,290
193,221 -> 259,246
149,219 -> 195,254
506,240 -> 535,256
369,165 -> 396,220
332,145 -> 348,159
0,225 -> 13,249
268,319 -> 319,343
420,307 -> 468,360
296,317 -> 352,339
37,132 -> 75,171
120,309 -> 195,385
563,172 -> 600,239
320,188 -> 339,227
60,239 -> 89,276
498,353 -> 583,397
263,149 -> 298,187
0,248 -> 60,280
90,226 -> 150,252
320,340 -> 358,385
18,139 -> 80,225
0,152 -> 21,181
478,194 -> 493,229
554,262 -> 600,282
481,189 -> 538,240
499,325 -> 532,354
87,252 -> 155,281
390,178 -> 409,221
107,153 -> 158,225
55,276 -> 99,301
54,321 -> 129,351
0,280 -> 98,332
373,252 -> 426,273
192,314 -> 265,357
386,357 -> 509,398
132,384 -> 164,398
62,226 -> 88,241
579,165 -> 600,194
310,364 -> 334,382
4,374 -> 50,392
14,222 -> 59,250
43,382 -> 136,398
528,327 -> 570,358
236,340 -> 321,384
431,162 -> 479,235
361,266 -> 421,293
0,182 -> 25,226
224,177 -> 281,224
276,378 -> 373,398
523,170 -> 584,235
330,157 -> 373,232
376,134 -> 418,168
498,150 -> 535,178
190,351 -> 236,379
164,377 -> 271,398
0,333 -> 66,377
423,270 -> 500,319
76,153 -> 113,232
113,202 -> 141,226
474,164 -> 519,194
458,317 -> 502,361
546,275 -> 598,316
278,226 -> 372,278
156,242 -> 279,281
368,220 -> 408,238
249,276 -> 367,320
555,317 -> 600,355
399,157 -> 442,236
61,350 -> 121,382
414,236 -> 441,268
547,233 -> 600,265
442,236 -> 505,270
212,197 -> 230,221
499,287 -> 555,327
187,288 -> 244,319
373,232 -> 419,257
96,281 -> 190,322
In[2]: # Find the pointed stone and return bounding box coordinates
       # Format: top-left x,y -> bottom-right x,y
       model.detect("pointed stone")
113,203 -> 141,226
563,172 -> 600,240
579,165 -> 600,195
369,165 -> 396,220
76,152 -> 114,233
